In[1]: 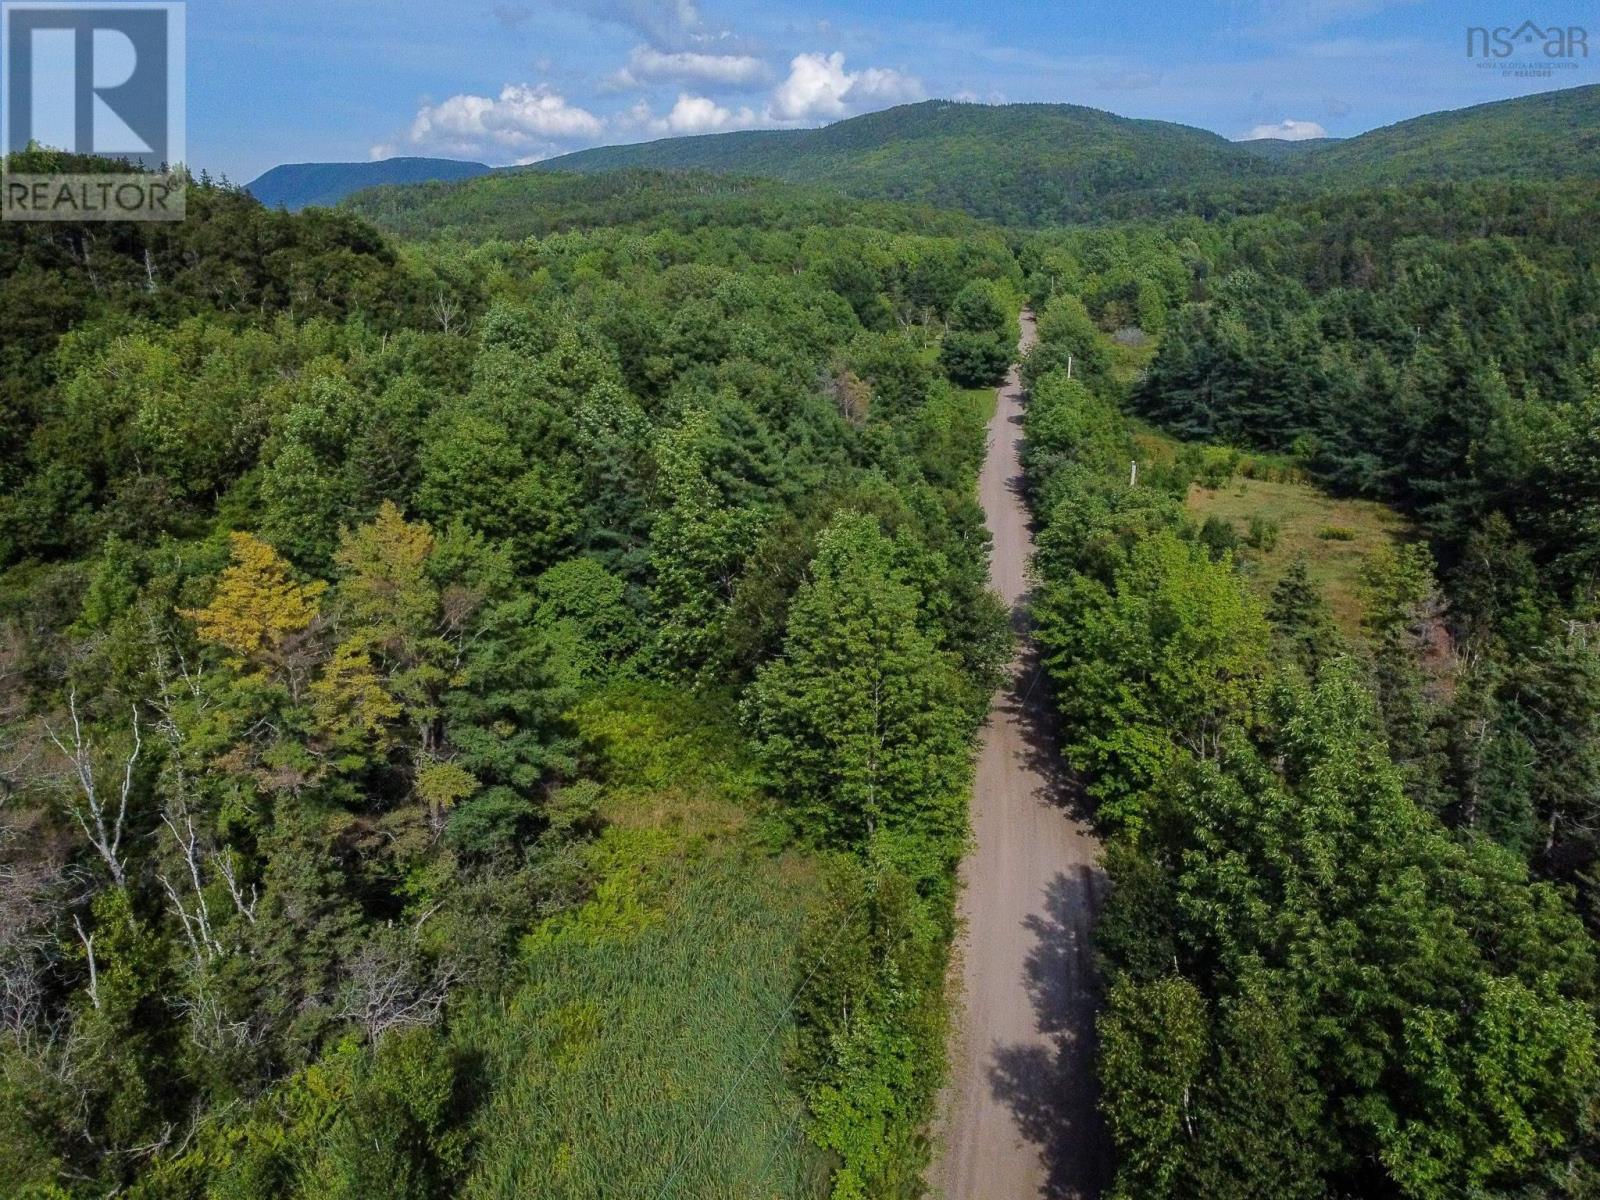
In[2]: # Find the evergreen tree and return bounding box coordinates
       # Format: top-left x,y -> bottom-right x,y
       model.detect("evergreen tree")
1360,543 -> 1446,807
746,512 -> 969,854
1267,557 -> 1341,677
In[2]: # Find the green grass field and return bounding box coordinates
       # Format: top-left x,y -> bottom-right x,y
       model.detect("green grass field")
457,687 -> 830,1200
1124,419 -> 1407,635
959,384 -> 1000,424
1186,476 -> 1407,635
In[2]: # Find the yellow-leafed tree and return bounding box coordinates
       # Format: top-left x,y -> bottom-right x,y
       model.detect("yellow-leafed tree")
182,531 -> 326,685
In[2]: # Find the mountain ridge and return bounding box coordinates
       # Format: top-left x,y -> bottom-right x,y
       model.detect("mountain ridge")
523,99 -> 1283,225
247,156 -> 491,211
260,85 -> 1600,224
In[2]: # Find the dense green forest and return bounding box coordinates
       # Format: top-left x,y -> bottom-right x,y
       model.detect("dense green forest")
522,101 -> 1284,227
515,87 -> 1600,226
243,89 -> 1600,224
0,147 -> 1024,1198
7,85 -> 1600,1198
1015,176 -> 1600,1196
343,168 -> 998,245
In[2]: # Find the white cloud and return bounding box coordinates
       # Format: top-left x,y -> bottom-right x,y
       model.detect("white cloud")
608,44 -> 769,89
559,0 -> 716,51
396,84 -> 605,161
849,64 -> 924,106
1241,117 -> 1329,140
767,52 -> 922,123
626,92 -> 760,134
377,48 -> 922,165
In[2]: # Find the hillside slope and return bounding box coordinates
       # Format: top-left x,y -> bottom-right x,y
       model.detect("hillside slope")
532,100 -> 1283,225
248,156 -> 490,210
533,86 -> 1600,222
328,86 -> 1600,233
342,168 -> 994,241
1292,83 -> 1600,185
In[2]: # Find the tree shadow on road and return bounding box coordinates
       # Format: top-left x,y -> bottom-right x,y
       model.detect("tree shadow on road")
986,867 -> 1111,1200
994,629 -> 1097,826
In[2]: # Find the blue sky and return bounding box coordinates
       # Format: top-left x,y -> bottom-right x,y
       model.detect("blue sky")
172,0 -> 1595,182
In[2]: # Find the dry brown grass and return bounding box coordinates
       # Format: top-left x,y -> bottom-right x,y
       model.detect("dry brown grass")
1186,476 -> 1409,636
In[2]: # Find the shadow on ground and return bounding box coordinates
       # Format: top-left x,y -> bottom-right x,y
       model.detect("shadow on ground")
986,867 -> 1111,1200
985,399 -> 1110,1197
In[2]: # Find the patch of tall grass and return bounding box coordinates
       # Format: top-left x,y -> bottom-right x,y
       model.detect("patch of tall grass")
456,834 -> 827,1199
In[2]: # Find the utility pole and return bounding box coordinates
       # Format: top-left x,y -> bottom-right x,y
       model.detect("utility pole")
1129,460 -> 1138,487
1066,354 -> 1073,379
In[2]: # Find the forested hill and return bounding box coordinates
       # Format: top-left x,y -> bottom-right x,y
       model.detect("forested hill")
248,157 -> 491,211
1285,83 -> 1600,185
343,168 -> 996,242
339,85 -> 1600,229
529,100 -> 1282,225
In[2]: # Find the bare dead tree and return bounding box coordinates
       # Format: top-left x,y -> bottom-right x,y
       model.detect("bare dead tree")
430,289 -> 463,334
0,828 -> 61,1043
72,914 -> 99,1010
216,851 -> 258,926
158,797 -> 221,968
152,704 -> 220,964
335,936 -> 459,1043
145,605 -> 257,942
44,693 -> 140,887
820,365 -> 872,428
180,988 -> 262,1057
0,954 -> 45,1044
143,603 -> 205,708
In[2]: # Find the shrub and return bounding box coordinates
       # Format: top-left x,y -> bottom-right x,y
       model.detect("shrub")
1197,448 -> 1241,489
938,331 -> 1012,387
1246,516 -> 1281,552
1200,515 -> 1241,559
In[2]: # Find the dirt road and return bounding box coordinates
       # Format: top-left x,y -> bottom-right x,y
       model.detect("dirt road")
932,312 -> 1111,1200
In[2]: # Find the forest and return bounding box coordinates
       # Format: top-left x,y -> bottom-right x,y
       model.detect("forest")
0,146 -> 1022,1197
519,86 -> 1600,227
1018,178 -> 1600,1196
3,113 -> 1600,1200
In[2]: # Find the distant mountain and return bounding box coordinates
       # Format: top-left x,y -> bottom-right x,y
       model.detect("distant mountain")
1288,84 -> 1600,185
343,168 -> 993,243
246,157 -> 491,211
529,100 -> 1285,226
1234,137 -> 1340,161
332,85 -> 1600,235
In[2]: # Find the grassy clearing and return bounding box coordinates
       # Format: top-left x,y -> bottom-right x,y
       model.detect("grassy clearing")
1124,419 -> 1407,635
1130,420 -> 1306,485
457,686 -> 829,1200
1187,476 -> 1408,635
958,384 -> 1000,426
